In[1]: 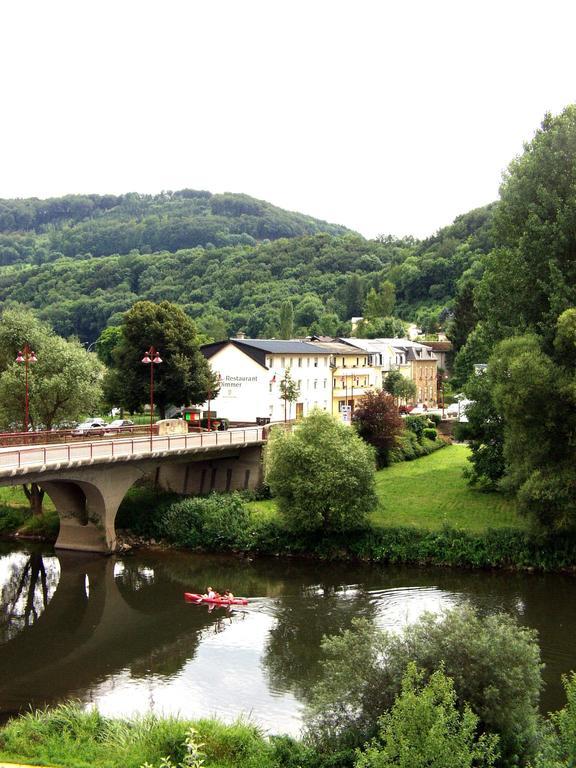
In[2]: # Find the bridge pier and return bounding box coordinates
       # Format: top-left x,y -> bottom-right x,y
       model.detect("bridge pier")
42,465 -> 144,554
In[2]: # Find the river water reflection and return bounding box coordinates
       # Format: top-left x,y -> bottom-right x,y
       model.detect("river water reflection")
1,541 -> 576,735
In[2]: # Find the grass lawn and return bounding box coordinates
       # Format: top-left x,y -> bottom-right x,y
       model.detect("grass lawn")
372,444 -> 525,532
249,444 -> 526,535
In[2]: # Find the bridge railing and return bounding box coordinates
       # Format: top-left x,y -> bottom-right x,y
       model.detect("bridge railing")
0,427 -> 266,471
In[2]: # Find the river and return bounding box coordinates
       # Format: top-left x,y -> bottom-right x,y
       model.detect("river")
1,541 -> 575,736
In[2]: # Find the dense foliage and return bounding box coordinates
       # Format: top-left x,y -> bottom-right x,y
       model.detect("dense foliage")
0,187 -> 496,342
264,411 -> 378,533
307,605 -> 542,765
352,390 -> 404,467
452,107 -> 576,528
103,300 -> 216,418
355,664 -> 499,768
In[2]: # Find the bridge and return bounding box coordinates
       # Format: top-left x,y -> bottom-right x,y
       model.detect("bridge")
0,427 -> 267,554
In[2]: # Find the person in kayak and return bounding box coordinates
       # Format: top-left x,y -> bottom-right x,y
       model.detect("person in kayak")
223,589 -> 234,601
204,586 -> 216,599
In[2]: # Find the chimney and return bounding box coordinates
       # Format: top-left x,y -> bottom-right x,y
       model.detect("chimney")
235,330 -> 246,340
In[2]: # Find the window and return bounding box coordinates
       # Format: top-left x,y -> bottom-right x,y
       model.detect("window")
266,357 -> 272,368
307,358 -> 310,367
313,380 -> 317,389
334,379 -> 337,388
356,357 -> 360,366
281,357 -> 285,368
323,379 -> 327,388
298,357 -> 302,367
314,357 -> 318,367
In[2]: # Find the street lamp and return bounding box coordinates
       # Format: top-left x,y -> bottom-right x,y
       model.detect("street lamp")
142,346 -> 162,449
206,372 -> 221,431
16,344 -> 37,434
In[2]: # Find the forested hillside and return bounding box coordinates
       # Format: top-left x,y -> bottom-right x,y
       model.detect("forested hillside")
0,189 -> 496,341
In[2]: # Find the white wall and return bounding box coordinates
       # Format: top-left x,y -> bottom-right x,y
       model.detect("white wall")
202,344 -> 333,423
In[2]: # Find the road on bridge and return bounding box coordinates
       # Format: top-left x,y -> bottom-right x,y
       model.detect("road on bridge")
0,426 -> 266,472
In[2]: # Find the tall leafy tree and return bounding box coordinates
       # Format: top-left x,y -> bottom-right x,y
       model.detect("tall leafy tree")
103,300 -> 214,418
0,307 -> 104,514
264,410 -> 377,533
278,300 -> 294,339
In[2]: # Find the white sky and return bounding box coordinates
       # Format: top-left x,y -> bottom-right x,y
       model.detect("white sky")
1,0 -> 575,239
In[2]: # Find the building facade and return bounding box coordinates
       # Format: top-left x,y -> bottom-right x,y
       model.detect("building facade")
200,338 -> 336,423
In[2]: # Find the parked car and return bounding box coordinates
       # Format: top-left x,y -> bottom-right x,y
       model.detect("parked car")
107,419 -> 135,430
72,420 -> 108,436
398,404 -> 414,415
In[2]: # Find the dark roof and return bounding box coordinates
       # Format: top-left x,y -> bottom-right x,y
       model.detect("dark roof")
234,338 -> 335,354
200,338 -> 340,369
426,340 -> 453,351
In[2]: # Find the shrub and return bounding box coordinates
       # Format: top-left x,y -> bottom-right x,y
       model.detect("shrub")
264,411 -> 377,533
422,427 -> 438,441
160,493 -> 251,550
533,672 -> 576,767
355,663 -> 499,768
307,604 -> 542,764
404,415 -> 431,442
0,507 -> 28,534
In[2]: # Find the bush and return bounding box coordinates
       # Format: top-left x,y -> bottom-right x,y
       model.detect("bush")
355,663 -> 499,768
160,493 -> 251,550
307,604 -> 542,764
0,507 -> 28,535
533,672 -> 576,767
264,411 -> 377,533
422,427 -> 438,441
389,430 -> 444,463
404,415 -> 432,442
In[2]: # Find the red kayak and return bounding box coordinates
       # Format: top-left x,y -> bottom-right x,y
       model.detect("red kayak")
184,592 -> 249,606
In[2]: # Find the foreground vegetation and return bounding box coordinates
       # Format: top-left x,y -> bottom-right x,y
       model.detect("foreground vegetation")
2,604 -> 576,768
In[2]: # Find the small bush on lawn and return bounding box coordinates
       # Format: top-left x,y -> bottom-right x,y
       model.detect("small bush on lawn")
404,415 -> 431,442
160,492 -> 251,550
389,431 -> 444,463
422,427 -> 438,441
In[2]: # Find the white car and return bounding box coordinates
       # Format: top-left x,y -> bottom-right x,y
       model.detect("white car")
72,420 -> 107,436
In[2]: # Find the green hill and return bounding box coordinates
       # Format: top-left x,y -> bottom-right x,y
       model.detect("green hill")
0,189 -> 496,342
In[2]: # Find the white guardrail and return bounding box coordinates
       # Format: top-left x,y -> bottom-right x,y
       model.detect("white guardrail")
0,427 -> 266,472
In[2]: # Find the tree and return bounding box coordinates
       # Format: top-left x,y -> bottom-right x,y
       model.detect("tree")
355,663 -> 499,768
103,301 -> 214,419
0,307 -> 104,514
264,410 -> 377,533
95,325 -> 122,366
307,604 -> 542,764
474,107 -> 576,350
383,370 -> 417,404
279,300 -> 294,340
364,280 -> 396,320
345,275 -> 364,319
279,369 -> 299,422
354,316 -> 406,339
352,390 -> 403,467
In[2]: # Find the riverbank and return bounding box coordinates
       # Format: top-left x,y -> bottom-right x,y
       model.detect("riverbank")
3,446 -> 576,571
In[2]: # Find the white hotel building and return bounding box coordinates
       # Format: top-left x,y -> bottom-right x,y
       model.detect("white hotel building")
200,338 -> 337,423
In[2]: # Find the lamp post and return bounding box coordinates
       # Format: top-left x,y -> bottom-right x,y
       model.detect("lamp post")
16,344 -> 37,434
142,346 -> 162,449
206,373 -> 221,431
437,370 -> 448,419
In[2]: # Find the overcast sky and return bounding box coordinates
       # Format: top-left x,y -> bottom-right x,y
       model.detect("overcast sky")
1,0 -> 575,238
